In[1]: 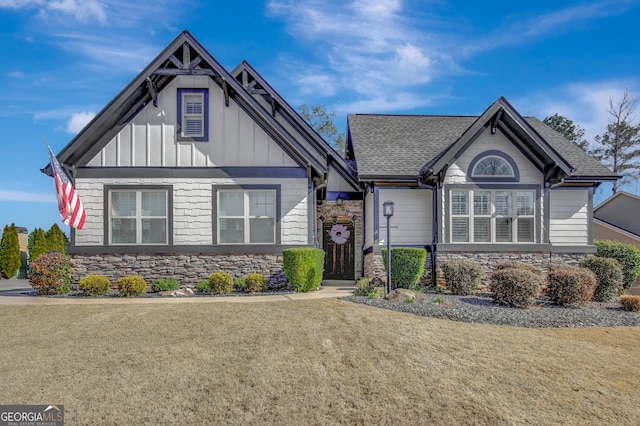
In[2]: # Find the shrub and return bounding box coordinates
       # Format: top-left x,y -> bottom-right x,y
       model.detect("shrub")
208,272 -> 234,295
78,274 -> 111,297
595,240 -> 640,292
547,266 -> 597,307
28,251 -> 73,295
283,248 -> 324,292
494,260 -> 543,277
579,256 -> 624,302
354,278 -> 373,296
381,248 -> 427,290
195,279 -> 211,293
244,273 -> 267,292
490,268 -> 542,309
151,278 -> 181,292
116,276 -> 147,297
441,259 -> 483,295
234,276 -> 247,291
0,224 -> 21,279
620,295 -> 640,312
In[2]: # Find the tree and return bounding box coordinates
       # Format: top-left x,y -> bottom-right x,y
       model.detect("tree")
543,113 -> 589,151
592,90 -> 640,193
45,224 -> 66,253
0,224 -> 21,278
28,228 -> 49,262
300,104 -> 346,157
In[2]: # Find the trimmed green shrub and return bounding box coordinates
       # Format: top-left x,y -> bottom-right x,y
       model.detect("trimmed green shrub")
78,274 -> 111,297
195,279 -> 211,293
490,268 -> 542,309
151,278 -> 181,292
0,224 -> 21,279
234,276 -> 247,291
28,251 -> 73,295
208,272 -> 234,295
117,276 -> 148,297
620,295 -> 640,312
547,266 -> 597,307
283,248 -> 325,292
595,240 -> 640,292
244,273 -> 267,292
381,248 -> 427,290
579,256 -> 624,302
441,259 -> 483,295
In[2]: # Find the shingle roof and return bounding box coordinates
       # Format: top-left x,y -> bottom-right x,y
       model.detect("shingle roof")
348,112 -> 617,181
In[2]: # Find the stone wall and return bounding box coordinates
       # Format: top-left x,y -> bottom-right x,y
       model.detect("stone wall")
364,249 -> 592,288
70,253 -> 288,289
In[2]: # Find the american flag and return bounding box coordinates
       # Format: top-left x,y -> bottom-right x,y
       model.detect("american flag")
47,143 -> 86,230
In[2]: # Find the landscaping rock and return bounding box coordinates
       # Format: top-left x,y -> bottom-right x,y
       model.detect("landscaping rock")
385,288 -> 415,302
160,288 -> 194,297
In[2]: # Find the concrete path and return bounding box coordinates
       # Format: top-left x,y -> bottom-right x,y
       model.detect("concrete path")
0,279 -> 355,305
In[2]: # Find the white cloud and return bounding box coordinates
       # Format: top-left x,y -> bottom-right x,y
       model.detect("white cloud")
514,80 -> 640,142
66,111 -> 95,134
0,189 -> 55,202
0,0 -> 107,23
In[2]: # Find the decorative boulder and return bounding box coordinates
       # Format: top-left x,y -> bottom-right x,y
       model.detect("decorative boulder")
384,288 -> 415,302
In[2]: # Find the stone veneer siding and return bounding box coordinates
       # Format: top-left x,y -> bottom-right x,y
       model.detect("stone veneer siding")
70,253 -> 288,289
364,249 -> 592,287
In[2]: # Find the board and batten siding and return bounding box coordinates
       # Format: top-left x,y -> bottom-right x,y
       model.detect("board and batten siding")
445,127 -> 543,185
74,177 -> 310,246
86,75 -> 297,168
549,189 -> 589,245
377,188 -> 432,246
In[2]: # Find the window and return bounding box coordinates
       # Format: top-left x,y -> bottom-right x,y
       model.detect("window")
217,189 -> 276,244
472,156 -> 514,177
450,189 -> 536,243
109,189 -> 169,245
177,88 -> 208,141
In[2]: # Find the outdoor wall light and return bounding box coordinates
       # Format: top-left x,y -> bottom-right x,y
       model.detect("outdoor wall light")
336,195 -> 343,206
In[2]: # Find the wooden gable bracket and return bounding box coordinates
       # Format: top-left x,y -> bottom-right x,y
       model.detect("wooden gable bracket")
222,79 -> 230,107
491,108 -> 504,134
145,77 -> 158,107
271,96 -> 276,117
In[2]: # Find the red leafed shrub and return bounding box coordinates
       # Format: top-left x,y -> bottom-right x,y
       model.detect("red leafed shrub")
490,268 -> 543,309
28,251 -> 73,295
547,266 -> 597,308
620,295 -> 640,312
441,259 -> 483,296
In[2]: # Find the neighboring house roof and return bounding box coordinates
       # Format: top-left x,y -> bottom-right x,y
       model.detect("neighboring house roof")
347,97 -> 618,184
594,191 -> 640,237
42,30 -> 335,180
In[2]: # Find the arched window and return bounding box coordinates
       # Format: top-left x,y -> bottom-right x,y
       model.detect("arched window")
467,150 -> 519,182
472,156 -> 514,177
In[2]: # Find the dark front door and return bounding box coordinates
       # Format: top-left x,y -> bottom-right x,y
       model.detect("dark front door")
323,221 -> 354,280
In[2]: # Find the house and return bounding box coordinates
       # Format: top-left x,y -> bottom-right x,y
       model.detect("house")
593,191 -> 640,294
346,98 -> 619,279
43,30 -> 361,286
44,30 -> 618,286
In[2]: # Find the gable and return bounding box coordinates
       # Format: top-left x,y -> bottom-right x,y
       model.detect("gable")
594,192 -> 640,237
86,75 -> 297,168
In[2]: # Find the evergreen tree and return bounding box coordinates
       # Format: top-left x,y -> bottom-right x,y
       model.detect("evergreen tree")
543,113 -> 589,151
592,90 -> 640,193
28,228 -> 49,261
45,224 -> 66,253
0,224 -> 21,278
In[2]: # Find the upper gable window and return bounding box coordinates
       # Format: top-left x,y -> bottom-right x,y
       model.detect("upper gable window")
472,156 -> 513,177
177,88 -> 208,142
468,150 -> 519,182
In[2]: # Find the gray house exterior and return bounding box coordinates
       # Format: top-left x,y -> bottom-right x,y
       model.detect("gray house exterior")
44,31 -> 618,286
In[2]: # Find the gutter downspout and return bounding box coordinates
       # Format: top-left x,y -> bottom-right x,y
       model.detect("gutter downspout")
313,173 -> 328,247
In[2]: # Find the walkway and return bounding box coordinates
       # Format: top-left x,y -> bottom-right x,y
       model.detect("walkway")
0,279 -> 355,305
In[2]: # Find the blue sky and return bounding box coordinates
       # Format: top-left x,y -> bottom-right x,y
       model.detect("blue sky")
1,0 -> 639,235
